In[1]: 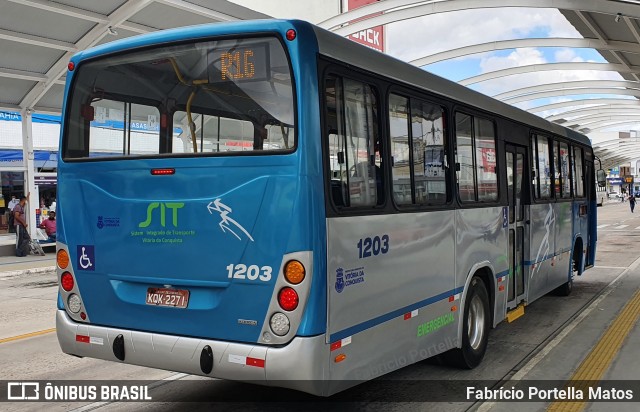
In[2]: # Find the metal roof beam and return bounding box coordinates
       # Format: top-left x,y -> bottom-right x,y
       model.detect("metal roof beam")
598,151 -> 640,163
0,67 -> 64,85
624,16 -> 640,44
570,114 -> 640,128
460,62 -> 639,86
19,0 -> 154,110
155,0 -> 239,21
8,0 -> 154,35
575,10 -> 640,82
495,80 -> 640,100
7,0 -> 108,24
529,98 -> 640,113
589,120 -> 640,132
504,87 -> 640,104
119,21 -> 155,34
0,28 -> 77,52
409,38 -> 640,67
548,106 -> 640,122
319,0 -> 640,37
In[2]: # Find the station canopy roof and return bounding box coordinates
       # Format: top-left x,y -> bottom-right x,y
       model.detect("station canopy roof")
3,0 -> 640,170
0,0 -> 267,115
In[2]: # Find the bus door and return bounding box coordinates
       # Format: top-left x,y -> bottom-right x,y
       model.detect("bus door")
505,144 -> 527,309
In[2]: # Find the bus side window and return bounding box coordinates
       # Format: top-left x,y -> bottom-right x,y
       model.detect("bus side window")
325,75 -> 382,208
573,146 -> 584,197
455,113 -> 498,202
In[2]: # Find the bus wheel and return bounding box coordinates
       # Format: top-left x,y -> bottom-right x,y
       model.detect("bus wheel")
555,247 -> 579,296
443,276 -> 490,369
554,278 -> 573,296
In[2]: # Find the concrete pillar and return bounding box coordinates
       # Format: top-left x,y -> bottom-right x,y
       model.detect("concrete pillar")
20,108 -> 37,239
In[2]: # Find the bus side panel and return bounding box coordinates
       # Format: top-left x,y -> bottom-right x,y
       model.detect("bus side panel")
455,207 -> 508,324
527,202 -> 556,302
546,202 -> 574,291
325,211 -> 457,379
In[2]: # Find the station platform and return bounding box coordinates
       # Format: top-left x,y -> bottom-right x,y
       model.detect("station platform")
0,247 -> 55,274
0,232 -> 55,258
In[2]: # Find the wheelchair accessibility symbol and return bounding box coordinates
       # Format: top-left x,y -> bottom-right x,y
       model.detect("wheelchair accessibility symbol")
77,245 -> 95,271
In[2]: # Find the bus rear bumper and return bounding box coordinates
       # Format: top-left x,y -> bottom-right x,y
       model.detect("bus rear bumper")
56,310 -> 329,395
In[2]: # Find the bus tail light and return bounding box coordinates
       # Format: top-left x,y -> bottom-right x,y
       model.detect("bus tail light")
286,29 -> 296,41
61,272 -> 74,291
57,249 -> 69,269
278,287 -> 299,311
67,293 -> 82,313
269,312 -> 290,336
284,260 -> 305,284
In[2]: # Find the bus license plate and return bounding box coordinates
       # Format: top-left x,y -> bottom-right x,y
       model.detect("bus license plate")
146,288 -> 189,308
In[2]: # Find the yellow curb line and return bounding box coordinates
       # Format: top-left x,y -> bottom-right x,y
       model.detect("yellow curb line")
0,328 -> 56,344
547,288 -> 640,412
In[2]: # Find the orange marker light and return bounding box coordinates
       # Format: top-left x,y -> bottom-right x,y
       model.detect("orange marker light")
334,354 -> 347,363
499,285 -> 505,292
57,249 -> 69,269
451,306 -> 457,312
284,260 -> 305,284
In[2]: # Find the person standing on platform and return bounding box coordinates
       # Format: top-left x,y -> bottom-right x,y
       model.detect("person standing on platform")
13,193 -> 30,257
630,194 -> 636,213
6,195 -> 18,233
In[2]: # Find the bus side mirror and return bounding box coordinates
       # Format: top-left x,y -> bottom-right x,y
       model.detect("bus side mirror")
596,169 -> 606,187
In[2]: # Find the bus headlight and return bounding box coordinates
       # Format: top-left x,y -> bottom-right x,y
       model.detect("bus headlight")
270,313 -> 290,336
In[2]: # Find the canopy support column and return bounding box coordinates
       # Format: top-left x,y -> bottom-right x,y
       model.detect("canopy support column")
20,108 -> 37,239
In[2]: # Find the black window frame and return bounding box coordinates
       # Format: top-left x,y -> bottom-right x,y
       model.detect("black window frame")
62,32 -> 298,162
387,89 -> 449,209
453,109 -> 500,205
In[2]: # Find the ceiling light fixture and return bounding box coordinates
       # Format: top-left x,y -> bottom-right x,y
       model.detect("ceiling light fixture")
107,26 -> 118,36
615,13 -> 622,23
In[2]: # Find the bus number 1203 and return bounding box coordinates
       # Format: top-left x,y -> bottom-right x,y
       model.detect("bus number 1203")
357,235 -> 390,259
226,264 -> 272,282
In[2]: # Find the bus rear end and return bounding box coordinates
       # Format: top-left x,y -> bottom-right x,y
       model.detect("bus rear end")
55,21 -> 328,394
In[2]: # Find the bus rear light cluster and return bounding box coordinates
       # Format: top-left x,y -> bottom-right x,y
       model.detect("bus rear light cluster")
267,256 -> 309,339
61,272 -> 74,291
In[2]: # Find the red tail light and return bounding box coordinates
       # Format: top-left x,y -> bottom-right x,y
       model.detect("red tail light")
61,272 -> 74,291
278,287 -> 299,311
151,168 -> 175,175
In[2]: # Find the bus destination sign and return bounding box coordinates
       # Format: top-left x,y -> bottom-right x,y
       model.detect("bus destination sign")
209,43 -> 269,83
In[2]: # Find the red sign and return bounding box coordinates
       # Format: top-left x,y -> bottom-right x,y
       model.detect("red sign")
348,0 -> 385,52
481,148 -> 496,173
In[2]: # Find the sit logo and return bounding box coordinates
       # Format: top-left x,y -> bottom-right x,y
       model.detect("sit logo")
139,202 -> 184,228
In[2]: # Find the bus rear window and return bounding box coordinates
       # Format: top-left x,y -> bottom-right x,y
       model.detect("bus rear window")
64,36 -> 295,159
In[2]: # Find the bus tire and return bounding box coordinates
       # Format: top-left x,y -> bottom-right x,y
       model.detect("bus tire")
555,246 -> 580,296
554,278 -> 573,296
443,276 -> 490,369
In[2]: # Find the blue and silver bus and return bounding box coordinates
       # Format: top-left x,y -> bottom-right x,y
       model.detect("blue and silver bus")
56,19 -> 597,396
